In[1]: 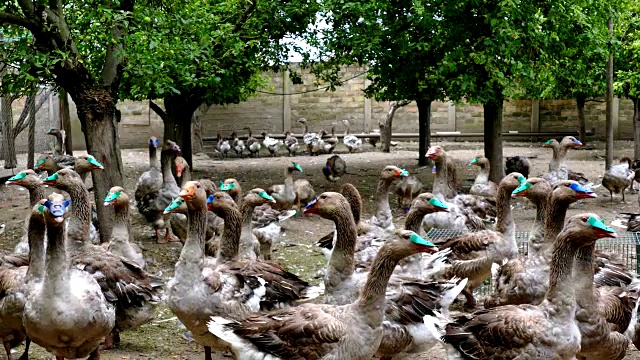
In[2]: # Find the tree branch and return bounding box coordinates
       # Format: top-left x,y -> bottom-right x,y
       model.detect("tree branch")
149,100 -> 168,121
12,88 -> 49,138
233,0 -> 256,33
0,12 -> 35,31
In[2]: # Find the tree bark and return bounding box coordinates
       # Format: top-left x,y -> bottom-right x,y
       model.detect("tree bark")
75,89 -> 124,243
605,18 -> 614,169
59,89 -> 73,155
576,94 -> 587,144
416,99 -> 432,166
380,100 -> 410,153
153,94 -> 203,169
27,104 -> 35,169
483,97 -> 505,183
1,96 -> 17,168
634,98 -> 640,160
192,113 -> 203,154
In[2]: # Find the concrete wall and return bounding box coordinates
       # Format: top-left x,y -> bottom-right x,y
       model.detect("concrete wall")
6,65 -> 636,153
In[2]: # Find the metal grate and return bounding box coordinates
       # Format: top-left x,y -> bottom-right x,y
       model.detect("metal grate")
425,228 -> 640,297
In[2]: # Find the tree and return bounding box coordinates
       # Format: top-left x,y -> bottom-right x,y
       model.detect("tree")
615,0 -> 640,158
121,0 -> 319,167
1,1 -> 134,242
308,0 -> 448,166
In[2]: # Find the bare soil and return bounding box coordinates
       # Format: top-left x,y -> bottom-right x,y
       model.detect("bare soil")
2,139 -> 640,359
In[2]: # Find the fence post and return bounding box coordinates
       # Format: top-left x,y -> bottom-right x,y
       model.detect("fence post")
364,78 -> 372,133
282,70 -> 291,133
448,101 -> 456,131
613,97 -> 620,140
530,100 -> 540,142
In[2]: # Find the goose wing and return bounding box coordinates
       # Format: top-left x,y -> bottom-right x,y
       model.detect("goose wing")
435,230 -> 500,260
596,286 -> 636,333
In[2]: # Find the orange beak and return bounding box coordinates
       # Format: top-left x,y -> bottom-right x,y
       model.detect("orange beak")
179,184 -> 195,200
176,165 -> 184,178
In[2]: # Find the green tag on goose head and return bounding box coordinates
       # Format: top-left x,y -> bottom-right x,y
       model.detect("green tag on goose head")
428,197 -> 448,210
37,204 -> 46,213
512,181 -> 531,197
35,158 -> 47,168
163,197 -> 184,214
587,216 -> 615,234
43,172 -> 60,184
258,191 -> 276,203
104,191 -> 121,203
220,182 -> 235,191
292,162 -> 303,172
409,233 -> 436,247
87,156 -> 104,169
516,174 -> 526,184
468,157 -> 479,165
543,139 -> 553,146
8,172 -> 27,182
398,167 -> 409,177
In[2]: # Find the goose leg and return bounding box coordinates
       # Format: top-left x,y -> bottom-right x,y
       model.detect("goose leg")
610,190 -> 614,202
623,190 -> 627,203
204,346 -> 212,360
3,341 -> 13,360
87,348 -> 100,360
462,289 -> 477,309
17,338 -> 30,360
56,357 -> 64,360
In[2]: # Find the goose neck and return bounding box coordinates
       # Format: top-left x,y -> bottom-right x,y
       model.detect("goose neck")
180,167 -> 191,186
374,178 -> 394,218
543,196 -> 570,244
495,184 -> 514,234
66,184 -> 92,247
545,232 -> 580,316
43,220 -> 69,290
113,201 -> 131,238
161,152 -> 178,186
573,244 -> 596,309
527,195 -> 549,255
325,209 -> 357,293
25,214 -> 46,284
179,204 -> 207,261
216,205 -> 242,262
475,166 -> 490,185
404,208 -> 426,233
149,145 -> 159,169
239,202 -> 258,261
28,184 -> 46,207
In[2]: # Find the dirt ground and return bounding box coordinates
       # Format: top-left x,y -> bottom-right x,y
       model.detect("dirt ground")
2,139 -> 640,359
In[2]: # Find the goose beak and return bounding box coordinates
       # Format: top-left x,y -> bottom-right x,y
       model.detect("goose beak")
303,197 -> 319,215
595,229 -> 617,239
577,192 -> 597,199
175,164 -> 184,177
179,185 -> 195,200
426,148 -> 438,159
41,173 -> 59,186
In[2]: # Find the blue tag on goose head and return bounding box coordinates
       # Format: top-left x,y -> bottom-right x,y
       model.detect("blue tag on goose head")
587,216 -> 615,234
206,194 -> 215,204
571,137 -> 583,146
44,199 -> 70,218
516,174 -> 526,184
398,167 -> 409,177
544,139 -> 553,145
258,191 -> 276,203
305,197 -> 318,210
43,172 -> 60,183
409,233 -> 436,247
569,182 -> 590,194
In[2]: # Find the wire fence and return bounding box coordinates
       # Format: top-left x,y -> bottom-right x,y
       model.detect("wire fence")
425,228 -> 640,298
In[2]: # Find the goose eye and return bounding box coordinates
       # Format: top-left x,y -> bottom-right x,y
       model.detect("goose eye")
581,216 -> 589,222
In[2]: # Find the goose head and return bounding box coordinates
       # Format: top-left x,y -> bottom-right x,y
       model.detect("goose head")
297,118 -> 307,124
410,193 -> 449,214
542,138 -> 560,149
498,172 -> 526,192
205,191 -> 238,215
560,136 -> 583,149
511,177 -> 551,201
551,180 -> 597,204
380,165 -> 409,182
385,229 -> 439,256
177,181 -> 208,209
6,169 -> 42,189
41,168 -> 83,191
426,145 -> 445,161
243,188 -> 276,207
31,199 -> 48,222
468,155 -> 490,168
303,192 -> 352,222
175,156 -> 189,177
341,119 -> 350,127
46,128 -> 62,136
103,186 -> 129,207
161,140 -> 181,155
562,213 -> 616,243
43,192 -> 71,225
149,136 -> 160,148
220,178 -> 242,202
288,162 -> 304,173
34,155 -> 57,173
75,155 -> 104,172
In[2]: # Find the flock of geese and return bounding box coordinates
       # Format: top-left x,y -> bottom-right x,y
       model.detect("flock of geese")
1,130 -> 640,360
214,118 -> 374,158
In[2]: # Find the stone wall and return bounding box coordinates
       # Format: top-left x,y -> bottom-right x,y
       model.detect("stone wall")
6,65 -> 637,154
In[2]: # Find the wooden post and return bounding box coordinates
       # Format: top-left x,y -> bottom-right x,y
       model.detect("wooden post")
282,70 -> 291,132
448,101 -> 456,131
605,18 -> 614,169
364,78 -> 372,133
59,89 -> 73,155
613,97 -> 619,140
530,100 -> 540,142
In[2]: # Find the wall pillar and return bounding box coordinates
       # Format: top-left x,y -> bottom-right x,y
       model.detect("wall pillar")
448,101 -> 456,131
530,100 -> 540,142
363,78 -> 372,132
282,70 -> 291,132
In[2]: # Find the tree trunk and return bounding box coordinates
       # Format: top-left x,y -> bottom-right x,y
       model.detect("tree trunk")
416,99 -> 432,166
192,113 -> 203,154
157,95 -> 202,169
380,100 -> 410,153
27,102 -> 35,169
1,96 -> 17,168
59,89 -> 73,155
483,97 -> 505,183
605,18 -> 614,169
75,90 -> 124,244
634,98 -> 640,160
576,94 -> 587,144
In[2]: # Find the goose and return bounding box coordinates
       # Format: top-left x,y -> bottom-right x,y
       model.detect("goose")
162,181 -> 319,358
311,130 -> 329,155
6,169 -> 48,256
103,187 -> 146,268
428,172 -> 524,309
0,202 -> 45,360
369,165 -> 409,234
216,133 -> 231,158
73,154 -> 104,185
543,136 -> 591,185
174,156 -> 216,195
505,155 -> 531,178
284,130 -> 299,156
134,136 -> 162,210
324,124 -> 339,153
41,169 -> 163,348
342,119 -> 362,152
136,139 -> 182,243
267,162 -> 303,212
298,118 -> 320,155
631,159 -> 640,191
468,155 -> 498,199
261,131 -> 282,157
426,145 -> 458,200
323,155 -> 347,182
602,157 -> 635,202
484,179 -> 597,308
393,175 -> 423,213
426,213 -> 617,360
303,191 -> 466,358
46,128 -> 66,155
34,153 -> 75,174
23,193 -> 116,359
231,131 -> 245,157
244,127 -> 261,157
294,177 -> 316,215
207,229 -> 439,360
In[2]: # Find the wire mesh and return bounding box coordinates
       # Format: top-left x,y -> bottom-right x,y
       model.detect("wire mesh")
425,228 -> 640,298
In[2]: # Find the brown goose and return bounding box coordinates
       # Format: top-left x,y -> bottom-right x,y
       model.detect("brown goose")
426,145 -> 458,199
267,162 -> 303,212
543,136 -> 590,185
102,187 -> 146,268
244,127 -> 261,157
207,229 -> 438,360
468,155 -> 498,200
429,213 -> 616,359
41,169 -> 163,348
393,175 -> 423,213
6,169 -> 48,256
484,179 -> 597,308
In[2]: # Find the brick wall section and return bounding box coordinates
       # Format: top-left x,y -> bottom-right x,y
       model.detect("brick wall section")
7,66 -> 639,153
